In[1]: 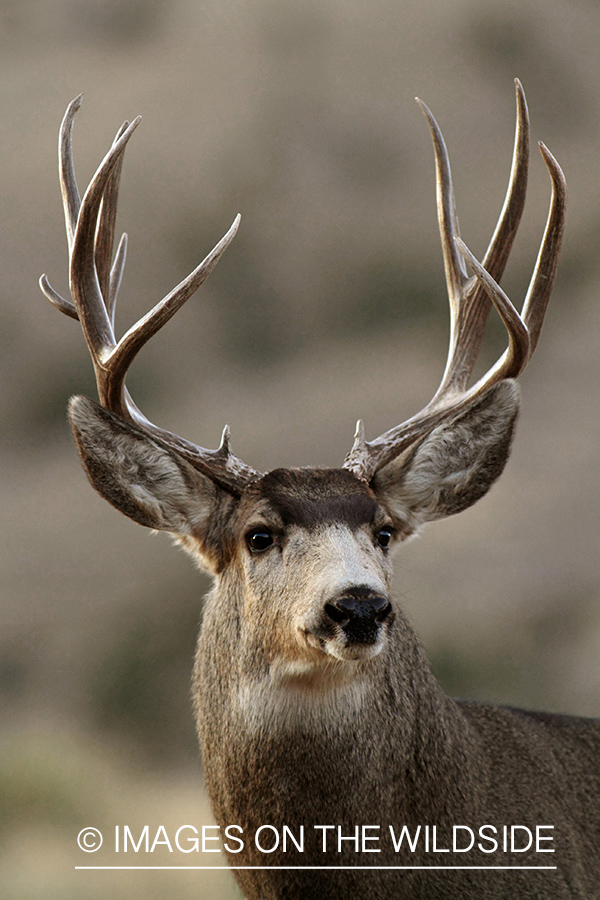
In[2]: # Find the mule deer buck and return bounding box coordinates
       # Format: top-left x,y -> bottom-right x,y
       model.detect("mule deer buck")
41,82 -> 600,899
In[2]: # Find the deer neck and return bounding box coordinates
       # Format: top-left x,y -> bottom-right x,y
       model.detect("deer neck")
194,584 -> 485,829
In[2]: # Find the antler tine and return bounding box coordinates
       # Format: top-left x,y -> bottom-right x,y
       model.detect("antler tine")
415,98 -> 468,306
39,110 -> 133,329
40,94 -> 86,321
521,142 -> 567,360
344,85 -> 565,483
453,141 -> 566,382
108,232 -> 128,328
480,81 -> 530,288
39,273 -> 78,320
424,78 -> 530,399
95,121 -> 130,316
453,236 -> 530,381
59,93 -> 83,254
106,212 -> 241,414
70,115 -> 141,379
41,96 -> 261,496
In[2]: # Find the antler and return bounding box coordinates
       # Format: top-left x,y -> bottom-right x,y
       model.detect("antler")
344,80 -> 566,482
40,95 -> 261,495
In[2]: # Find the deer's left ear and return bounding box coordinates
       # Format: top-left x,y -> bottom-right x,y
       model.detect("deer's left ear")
371,380 -> 520,533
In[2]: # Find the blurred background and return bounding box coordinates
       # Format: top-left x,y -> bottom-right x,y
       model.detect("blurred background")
2,0 -> 600,896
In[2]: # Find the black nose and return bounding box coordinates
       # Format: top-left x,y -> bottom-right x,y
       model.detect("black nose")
324,590 -> 392,643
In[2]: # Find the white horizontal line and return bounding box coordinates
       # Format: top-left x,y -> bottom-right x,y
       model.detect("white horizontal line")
75,865 -> 558,871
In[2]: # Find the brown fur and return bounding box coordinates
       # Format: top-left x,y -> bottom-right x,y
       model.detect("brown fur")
68,383 -> 600,899
44,87 -> 575,898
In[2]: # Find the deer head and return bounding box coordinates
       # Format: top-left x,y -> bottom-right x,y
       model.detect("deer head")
40,81 -> 565,680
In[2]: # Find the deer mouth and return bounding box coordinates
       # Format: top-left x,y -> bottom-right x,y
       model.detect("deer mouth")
304,630 -> 387,662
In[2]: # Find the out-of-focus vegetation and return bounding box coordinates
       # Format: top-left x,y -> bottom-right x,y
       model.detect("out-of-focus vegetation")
2,0 -> 600,896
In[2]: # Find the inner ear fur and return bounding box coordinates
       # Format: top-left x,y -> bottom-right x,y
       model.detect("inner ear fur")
68,395 -> 225,536
371,380 -> 520,532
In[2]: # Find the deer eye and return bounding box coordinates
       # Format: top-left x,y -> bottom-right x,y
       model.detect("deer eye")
247,529 -> 274,553
376,528 -> 393,550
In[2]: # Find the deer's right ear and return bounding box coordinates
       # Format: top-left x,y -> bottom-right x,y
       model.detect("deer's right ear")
372,381 -> 520,533
68,396 -> 223,536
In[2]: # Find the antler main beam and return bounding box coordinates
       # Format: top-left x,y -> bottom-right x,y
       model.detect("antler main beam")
40,95 -> 260,495
344,80 -> 566,482
41,88 -> 565,495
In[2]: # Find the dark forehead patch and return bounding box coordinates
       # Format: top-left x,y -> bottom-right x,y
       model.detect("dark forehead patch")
254,467 -> 381,530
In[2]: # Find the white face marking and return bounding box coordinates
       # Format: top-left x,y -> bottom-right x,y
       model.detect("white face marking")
290,524 -> 392,662
234,522 -> 394,734
305,524 -> 389,607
